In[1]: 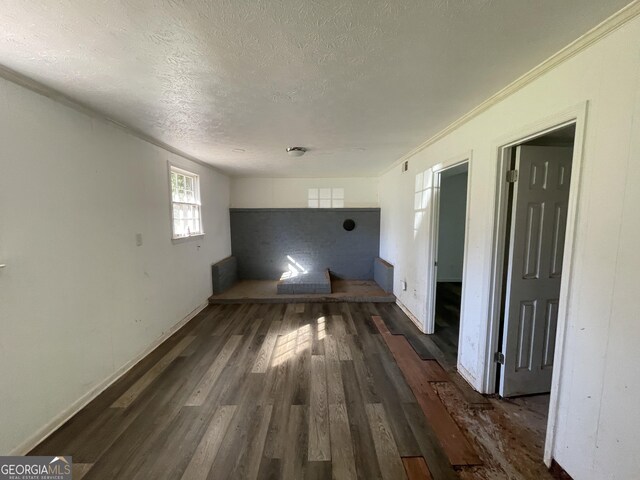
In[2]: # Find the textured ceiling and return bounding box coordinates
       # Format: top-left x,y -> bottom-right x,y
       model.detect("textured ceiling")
0,0 -> 632,177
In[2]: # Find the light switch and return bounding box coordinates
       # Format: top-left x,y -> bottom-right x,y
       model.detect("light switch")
136,233 -> 143,246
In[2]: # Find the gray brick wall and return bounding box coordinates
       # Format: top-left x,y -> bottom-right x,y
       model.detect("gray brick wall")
230,208 -> 380,280
374,257 -> 394,293
211,256 -> 238,294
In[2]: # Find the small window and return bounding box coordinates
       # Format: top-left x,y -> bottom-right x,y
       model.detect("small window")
413,169 -> 430,235
170,166 -> 203,239
308,187 -> 344,208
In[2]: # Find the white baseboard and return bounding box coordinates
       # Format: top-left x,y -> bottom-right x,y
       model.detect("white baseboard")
10,300 -> 209,456
394,299 -> 426,333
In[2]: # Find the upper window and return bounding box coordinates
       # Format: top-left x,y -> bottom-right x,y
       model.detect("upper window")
413,170 -> 430,237
308,188 -> 344,208
170,166 -> 203,239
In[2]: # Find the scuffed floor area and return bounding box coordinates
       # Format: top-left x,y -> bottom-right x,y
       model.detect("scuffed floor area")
434,382 -> 553,479
374,301 -> 558,479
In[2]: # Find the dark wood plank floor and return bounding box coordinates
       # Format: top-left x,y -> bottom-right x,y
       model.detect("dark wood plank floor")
375,291 -> 491,409
372,316 -> 480,467
433,282 -> 462,367
31,303 -> 460,480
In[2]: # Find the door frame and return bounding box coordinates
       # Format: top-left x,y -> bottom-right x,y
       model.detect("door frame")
424,152 -> 472,342
483,102 -> 588,465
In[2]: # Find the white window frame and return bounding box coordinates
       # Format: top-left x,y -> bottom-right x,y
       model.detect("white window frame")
308,187 -> 344,208
413,169 -> 430,235
169,164 -> 204,240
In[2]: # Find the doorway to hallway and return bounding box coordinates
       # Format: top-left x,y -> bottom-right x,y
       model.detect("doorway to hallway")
432,163 -> 469,365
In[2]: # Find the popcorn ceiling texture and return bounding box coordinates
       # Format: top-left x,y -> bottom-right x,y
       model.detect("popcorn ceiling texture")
0,0 -> 630,176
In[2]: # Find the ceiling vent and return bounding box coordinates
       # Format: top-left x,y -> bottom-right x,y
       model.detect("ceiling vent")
286,147 -> 307,157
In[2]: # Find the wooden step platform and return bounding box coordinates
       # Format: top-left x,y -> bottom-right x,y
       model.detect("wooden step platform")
277,269 -> 331,294
209,280 -> 395,304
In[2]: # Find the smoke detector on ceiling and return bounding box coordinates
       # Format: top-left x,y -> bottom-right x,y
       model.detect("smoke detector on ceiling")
286,147 -> 307,157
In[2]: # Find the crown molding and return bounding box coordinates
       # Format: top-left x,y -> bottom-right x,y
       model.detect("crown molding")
378,0 -> 640,177
2,1 -> 638,180
0,64 -> 225,175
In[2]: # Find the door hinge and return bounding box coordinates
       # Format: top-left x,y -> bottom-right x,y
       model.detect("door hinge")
494,352 -> 505,364
506,169 -> 518,183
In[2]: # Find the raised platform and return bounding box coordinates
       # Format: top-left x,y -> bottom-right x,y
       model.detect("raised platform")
209,279 -> 395,304
277,269 -> 331,294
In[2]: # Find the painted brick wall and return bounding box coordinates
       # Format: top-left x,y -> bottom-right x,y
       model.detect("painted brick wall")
230,208 -> 380,280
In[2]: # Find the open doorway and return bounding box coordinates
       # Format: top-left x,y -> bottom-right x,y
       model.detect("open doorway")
491,122 -> 578,465
497,123 -> 576,396
429,162 -> 469,366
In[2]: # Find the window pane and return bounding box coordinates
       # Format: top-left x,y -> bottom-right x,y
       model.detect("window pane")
421,190 -> 429,209
308,188 -> 319,199
332,198 -> 344,208
319,198 -> 331,208
415,172 -> 423,192
332,188 -> 344,199
414,192 -> 422,210
171,172 -> 179,201
319,188 -> 331,199
308,199 -> 318,208
171,168 -> 202,238
414,211 -> 423,231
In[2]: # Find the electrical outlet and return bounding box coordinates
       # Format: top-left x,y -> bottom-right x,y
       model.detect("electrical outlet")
136,233 -> 143,246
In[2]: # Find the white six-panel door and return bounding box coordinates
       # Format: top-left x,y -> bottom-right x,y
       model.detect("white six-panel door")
499,145 -> 573,397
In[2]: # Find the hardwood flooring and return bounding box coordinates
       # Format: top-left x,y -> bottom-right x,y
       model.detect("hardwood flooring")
379,290 -> 555,479
30,301 -> 556,479
372,315 -> 480,467
433,282 -> 462,367
30,303 -> 460,479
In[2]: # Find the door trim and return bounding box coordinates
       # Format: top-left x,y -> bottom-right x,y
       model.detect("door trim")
424,151 -> 472,345
483,101 -> 588,466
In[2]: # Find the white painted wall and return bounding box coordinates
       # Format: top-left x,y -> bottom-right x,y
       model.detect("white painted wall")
230,177 -> 378,208
0,77 -> 231,454
378,16 -> 640,480
437,171 -> 468,282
